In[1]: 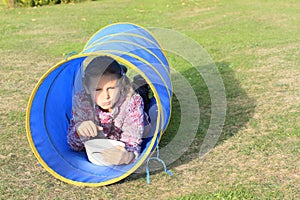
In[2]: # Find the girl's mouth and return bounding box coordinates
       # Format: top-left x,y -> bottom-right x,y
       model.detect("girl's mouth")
102,101 -> 111,106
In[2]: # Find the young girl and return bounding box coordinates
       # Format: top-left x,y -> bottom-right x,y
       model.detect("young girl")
67,56 -> 150,165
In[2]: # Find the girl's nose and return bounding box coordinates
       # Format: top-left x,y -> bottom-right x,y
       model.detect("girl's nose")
104,90 -> 110,99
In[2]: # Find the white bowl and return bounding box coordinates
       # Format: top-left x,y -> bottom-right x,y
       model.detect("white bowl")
84,139 -> 125,166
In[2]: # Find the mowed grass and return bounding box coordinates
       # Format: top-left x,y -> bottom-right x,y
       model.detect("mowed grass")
0,0 -> 299,199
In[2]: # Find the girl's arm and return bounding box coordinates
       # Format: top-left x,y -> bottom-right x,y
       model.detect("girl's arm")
120,93 -> 145,160
67,91 -> 94,151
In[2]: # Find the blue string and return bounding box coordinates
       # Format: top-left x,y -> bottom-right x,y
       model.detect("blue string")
145,143 -> 172,184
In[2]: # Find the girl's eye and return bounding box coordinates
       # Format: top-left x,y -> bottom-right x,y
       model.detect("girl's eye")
94,86 -> 118,92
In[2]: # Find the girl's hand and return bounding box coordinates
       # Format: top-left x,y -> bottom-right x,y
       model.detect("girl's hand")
76,120 -> 103,137
101,145 -> 135,165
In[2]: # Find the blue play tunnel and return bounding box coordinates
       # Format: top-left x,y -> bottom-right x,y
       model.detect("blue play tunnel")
26,23 -> 172,186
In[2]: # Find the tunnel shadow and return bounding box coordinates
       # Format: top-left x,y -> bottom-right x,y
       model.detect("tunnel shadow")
124,61 -> 256,182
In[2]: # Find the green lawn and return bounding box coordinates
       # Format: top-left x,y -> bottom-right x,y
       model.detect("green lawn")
0,0 -> 299,199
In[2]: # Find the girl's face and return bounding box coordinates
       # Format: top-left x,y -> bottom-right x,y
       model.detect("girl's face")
87,74 -> 121,112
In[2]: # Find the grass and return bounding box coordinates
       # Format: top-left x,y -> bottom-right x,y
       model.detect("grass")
0,0 -> 299,199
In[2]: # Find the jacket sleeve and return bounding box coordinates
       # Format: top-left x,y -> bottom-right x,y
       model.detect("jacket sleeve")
120,94 -> 145,159
67,91 -> 94,151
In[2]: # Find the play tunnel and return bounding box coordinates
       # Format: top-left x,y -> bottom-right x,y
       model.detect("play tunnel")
26,23 -> 172,186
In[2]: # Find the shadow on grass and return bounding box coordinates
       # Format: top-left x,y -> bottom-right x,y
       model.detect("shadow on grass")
126,61 -> 256,182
